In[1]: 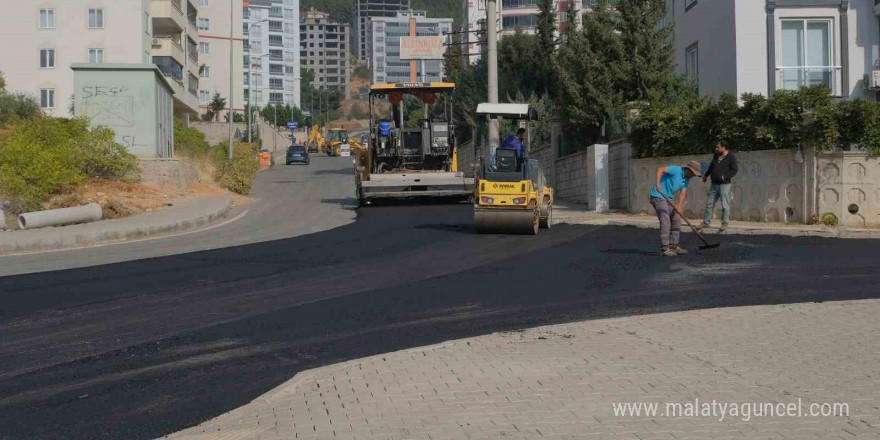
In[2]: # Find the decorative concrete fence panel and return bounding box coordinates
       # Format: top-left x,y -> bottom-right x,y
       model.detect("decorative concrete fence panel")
817,152 -> 880,227
629,149 -> 805,223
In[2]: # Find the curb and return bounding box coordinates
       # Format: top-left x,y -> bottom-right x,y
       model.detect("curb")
553,216 -> 878,239
0,195 -> 233,254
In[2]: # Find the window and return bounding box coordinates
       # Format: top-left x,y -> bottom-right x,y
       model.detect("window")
199,90 -> 211,103
40,89 -> 55,108
40,49 -> 55,68
780,19 -> 834,93
198,18 -> 210,31
269,92 -> 283,103
269,6 -> 282,17
200,66 -> 210,78
39,9 -> 55,28
270,78 -> 283,89
502,15 -> 538,30
269,35 -> 283,46
199,0 -> 209,5
685,42 -> 698,82
199,42 -> 210,54
88,9 -> 103,28
88,49 -> 104,64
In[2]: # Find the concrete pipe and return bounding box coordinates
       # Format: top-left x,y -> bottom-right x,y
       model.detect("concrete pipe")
18,203 -> 103,230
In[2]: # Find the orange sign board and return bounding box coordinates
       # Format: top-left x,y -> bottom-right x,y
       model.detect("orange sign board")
400,37 -> 445,60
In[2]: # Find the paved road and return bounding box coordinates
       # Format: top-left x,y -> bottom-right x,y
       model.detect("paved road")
0,156 -> 356,277
2,158 -> 880,440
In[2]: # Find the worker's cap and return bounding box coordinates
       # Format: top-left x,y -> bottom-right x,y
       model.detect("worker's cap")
682,160 -> 702,177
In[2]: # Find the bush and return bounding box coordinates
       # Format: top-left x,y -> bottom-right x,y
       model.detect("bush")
174,118 -> 211,157
0,116 -> 137,211
0,92 -> 40,127
0,118 -> 86,211
212,141 -> 260,195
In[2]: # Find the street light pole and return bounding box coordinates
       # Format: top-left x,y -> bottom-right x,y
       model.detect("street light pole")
228,0 -> 234,160
247,19 -> 269,144
486,0 -> 499,159
273,104 -> 277,152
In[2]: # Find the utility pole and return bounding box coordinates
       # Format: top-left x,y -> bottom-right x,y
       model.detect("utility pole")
273,104 -> 277,152
486,0 -> 499,158
227,0 -> 234,159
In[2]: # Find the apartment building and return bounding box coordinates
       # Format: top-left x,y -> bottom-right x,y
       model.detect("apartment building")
666,0 -> 880,99
0,0 -> 200,116
244,0 -> 301,109
461,0 -> 610,63
369,11 -> 452,84
354,0 -> 410,65
300,8 -> 351,97
195,0 -> 245,118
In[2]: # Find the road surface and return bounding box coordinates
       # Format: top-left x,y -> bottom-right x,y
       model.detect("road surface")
1,156 -> 879,440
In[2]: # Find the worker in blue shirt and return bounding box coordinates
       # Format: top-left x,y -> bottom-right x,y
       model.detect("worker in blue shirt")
499,128 -> 526,158
650,160 -> 702,257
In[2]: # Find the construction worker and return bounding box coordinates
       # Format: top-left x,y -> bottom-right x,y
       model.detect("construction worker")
698,140 -> 738,232
650,161 -> 702,257
499,128 -> 526,158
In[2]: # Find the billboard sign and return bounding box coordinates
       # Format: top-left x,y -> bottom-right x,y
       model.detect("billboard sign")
400,36 -> 445,60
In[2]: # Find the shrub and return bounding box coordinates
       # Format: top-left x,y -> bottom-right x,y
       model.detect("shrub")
820,213 -> 839,227
0,118 -> 85,211
174,118 -> 211,158
0,92 -> 40,127
212,141 -> 260,195
0,116 -> 137,211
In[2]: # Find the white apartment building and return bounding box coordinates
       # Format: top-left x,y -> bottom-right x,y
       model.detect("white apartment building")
460,0 -> 604,64
666,0 -> 880,99
369,11 -> 452,84
300,8 -> 351,97
354,0 -> 410,65
243,0 -> 300,109
0,0 -> 201,117
196,0 -> 245,118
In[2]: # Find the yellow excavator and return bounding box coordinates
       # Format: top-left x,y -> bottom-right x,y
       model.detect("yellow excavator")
327,128 -> 348,157
473,103 -> 553,235
306,124 -> 325,153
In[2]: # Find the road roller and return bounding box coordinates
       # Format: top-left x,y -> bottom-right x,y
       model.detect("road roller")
473,103 -> 553,235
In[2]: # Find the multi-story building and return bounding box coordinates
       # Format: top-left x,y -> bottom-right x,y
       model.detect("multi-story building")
354,0 -> 410,65
0,0 -> 201,117
195,0 -> 245,119
665,0 -> 879,99
244,0 -> 300,109
461,0 -> 605,64
300,8 -> 352,97
368,11 -> 453,84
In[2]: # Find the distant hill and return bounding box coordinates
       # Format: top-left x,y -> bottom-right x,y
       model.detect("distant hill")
301,0 -> 461,29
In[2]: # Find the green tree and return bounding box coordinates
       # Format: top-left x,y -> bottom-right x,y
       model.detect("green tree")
536,0 -> 557,93
0,70 -> 6,93
209,92 -> 227,122
617,0 -> 675,102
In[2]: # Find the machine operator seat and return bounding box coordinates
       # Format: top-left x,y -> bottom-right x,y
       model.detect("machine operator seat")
495,148 -> 519,172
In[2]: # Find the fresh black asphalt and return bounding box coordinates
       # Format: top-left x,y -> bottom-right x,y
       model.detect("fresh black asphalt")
1,159 -> 879,440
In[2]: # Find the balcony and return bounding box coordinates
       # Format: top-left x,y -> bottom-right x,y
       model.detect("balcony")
151,36 -> 186,65
151,0 -> 185,33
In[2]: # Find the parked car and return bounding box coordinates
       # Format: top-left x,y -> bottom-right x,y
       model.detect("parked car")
286,144 -> 310,165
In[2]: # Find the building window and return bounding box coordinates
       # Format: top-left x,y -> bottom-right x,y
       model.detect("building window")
40,49 -> 55,68
200,66 -> 210,78
88,8 -> 104,28
40,89 -> 55,108
198,18 -> 210,31
199,0 -> 209,5
502,15 -> 538,30
199,90 -> 211,103
269,6 -> 282,17
779,19 -> 834,93
88,49 -> 105,64
685,42 -> 698,83
199,42 -> 210,54
39,9 -> 55,28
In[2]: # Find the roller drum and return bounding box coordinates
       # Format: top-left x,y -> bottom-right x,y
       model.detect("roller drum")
474,208 -> 539,235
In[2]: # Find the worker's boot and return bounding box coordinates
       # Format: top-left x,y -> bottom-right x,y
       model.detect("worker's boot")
661,248 -> 678,257
672,246 -> 688,255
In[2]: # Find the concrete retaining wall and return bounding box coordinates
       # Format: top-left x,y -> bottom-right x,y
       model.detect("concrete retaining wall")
629,149 -> 806,223
191,121 -> 246,146
608,140 -> 632,210
817,152 -> 880,227
138,158 -> 200,191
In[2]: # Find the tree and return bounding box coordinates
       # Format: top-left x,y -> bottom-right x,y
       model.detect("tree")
536,0 -> 557,94
617,0 -> 675,102
209,92 -> 227,122
0,70 -> 6,93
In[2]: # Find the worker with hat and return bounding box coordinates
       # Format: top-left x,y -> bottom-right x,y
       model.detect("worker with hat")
649,160 -> 702,257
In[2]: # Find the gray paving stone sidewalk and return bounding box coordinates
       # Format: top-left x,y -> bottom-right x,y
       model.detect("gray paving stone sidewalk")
552,202 -> 880,239
163,299 -> 880,440
0,195 -> 231,253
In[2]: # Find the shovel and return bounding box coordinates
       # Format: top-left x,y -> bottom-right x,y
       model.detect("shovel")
660,193 -> 721,250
